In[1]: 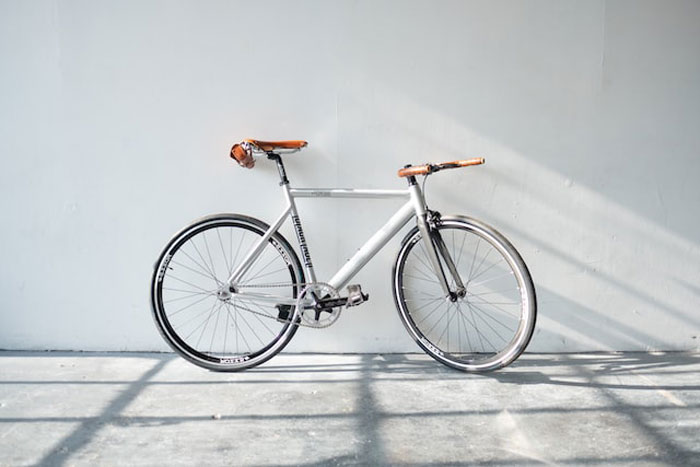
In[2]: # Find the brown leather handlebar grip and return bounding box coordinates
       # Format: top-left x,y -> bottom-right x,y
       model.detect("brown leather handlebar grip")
397,157 -> 485,177
447,157 -> 485,168
397,165 -> 431,177
231,143 -> 255,169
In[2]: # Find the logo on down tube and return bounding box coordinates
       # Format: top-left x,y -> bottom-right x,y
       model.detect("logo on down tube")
292,215 -> 312,267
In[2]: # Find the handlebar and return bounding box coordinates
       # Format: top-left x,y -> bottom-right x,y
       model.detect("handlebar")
397,158 -> 485,178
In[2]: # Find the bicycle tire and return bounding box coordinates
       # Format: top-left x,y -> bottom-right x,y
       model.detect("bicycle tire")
151,214 -> 305,371
392,215 -> 536,372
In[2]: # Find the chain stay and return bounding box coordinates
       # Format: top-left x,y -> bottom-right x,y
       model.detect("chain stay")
231,281 -> 342,329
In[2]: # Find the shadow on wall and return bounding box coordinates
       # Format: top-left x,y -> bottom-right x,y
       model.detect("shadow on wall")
329,0 -> 700,352
334,73 -> 700,352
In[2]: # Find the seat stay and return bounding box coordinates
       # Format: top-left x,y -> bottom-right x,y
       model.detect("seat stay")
226,202 -> 293,286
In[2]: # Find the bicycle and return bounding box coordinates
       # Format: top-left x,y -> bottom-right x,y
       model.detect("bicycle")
150,139 -> 537,372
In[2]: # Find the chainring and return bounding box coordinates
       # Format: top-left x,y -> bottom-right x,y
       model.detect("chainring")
295,282 -> 342,328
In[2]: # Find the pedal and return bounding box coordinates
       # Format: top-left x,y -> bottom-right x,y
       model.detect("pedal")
346,284 -> 369,307
276,304 -> 293,323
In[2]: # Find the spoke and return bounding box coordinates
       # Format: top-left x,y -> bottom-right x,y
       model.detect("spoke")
223,307 -> 230,356
407,296 -> 443,313
455,230 -> 468,269
470,271 -> 515,288
170,259 -> 221,283
231,296 -> 283,315
461,302 -> 500,352
233,305 -> 266,347
457,299 -> 462,352
467,237 -> 481,281
209,304 -> 223,353
243,253 -> 285,283
178,249 -> 220,284
407,243 -> 437,279
470,245 -> 493,282
173,301 -> 217,331
437,302 -> 456,349
195,301 -> 221,348
229,227 -> 234,276
202,231 -> 219,281
225,303 -> 252,352
162,289 -> 216,302
413,300 -> 447,327
416,241 -> 437,275
403,297 -> 443,303
240,267 -> 289,283
190,236 -> 220,284
403,273 -> 439,284
467,288 -> 520,297
468,295 -> 520,320
466,302 -> 511,347
469,256 -> 505,284
457,303 -> 472,352
250,309 -> 278,337
469,298 -> 520,306
166,274 -> 217,294
408,264 -> 438,282
468,301 -> 517,334
231,229 -> 247,276
216,228 -> 231,278
234,247 -> 275,287
424,305 -> 448,336
230,299 -> 280,326
241,248 -> 274,281
402,287 -> 442,299
467,297 -> 522,317
233,305 -> 239,353
168,293 -> 217,317
459,300 -> 485,352
179,299 -> 218,339
236,297 -> 276,319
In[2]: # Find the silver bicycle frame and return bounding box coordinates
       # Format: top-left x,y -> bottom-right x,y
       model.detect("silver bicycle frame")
226,182 -> 449,305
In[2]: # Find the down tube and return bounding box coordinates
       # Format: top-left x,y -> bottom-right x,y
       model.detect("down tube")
328,200 -> 415,291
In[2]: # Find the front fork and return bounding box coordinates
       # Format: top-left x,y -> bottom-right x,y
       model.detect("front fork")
416,210 -> 466,302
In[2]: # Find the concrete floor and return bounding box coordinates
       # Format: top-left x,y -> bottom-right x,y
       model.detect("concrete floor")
0,352 -> 699,466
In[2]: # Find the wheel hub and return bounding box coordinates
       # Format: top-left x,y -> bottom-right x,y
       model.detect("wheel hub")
217,287 -> 232,301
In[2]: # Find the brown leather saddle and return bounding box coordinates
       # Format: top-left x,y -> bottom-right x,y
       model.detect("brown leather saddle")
230,139 -> 308,168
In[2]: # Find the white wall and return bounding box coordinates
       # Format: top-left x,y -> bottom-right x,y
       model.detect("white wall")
1,0 -> 699,353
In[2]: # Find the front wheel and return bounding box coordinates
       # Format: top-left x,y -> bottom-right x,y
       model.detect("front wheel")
393,216 -> 536,372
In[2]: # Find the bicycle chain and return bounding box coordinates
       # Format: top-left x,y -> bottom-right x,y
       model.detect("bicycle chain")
230,282 -> 341,329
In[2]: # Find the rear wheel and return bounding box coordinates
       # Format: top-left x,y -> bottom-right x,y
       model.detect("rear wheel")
151,214 -> 305,371
393,216 -> 536,372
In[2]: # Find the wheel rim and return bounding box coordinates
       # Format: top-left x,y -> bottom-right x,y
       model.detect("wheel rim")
153,220 -> 300,367
396,220 -> 533,369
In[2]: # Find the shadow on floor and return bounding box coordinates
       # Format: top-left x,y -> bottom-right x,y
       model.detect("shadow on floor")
1,351 -> 698,465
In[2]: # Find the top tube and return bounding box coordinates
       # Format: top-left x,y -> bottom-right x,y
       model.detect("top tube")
288,188 -> 410,199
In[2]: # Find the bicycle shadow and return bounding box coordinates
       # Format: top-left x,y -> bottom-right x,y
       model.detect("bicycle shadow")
485,351 -> 700,391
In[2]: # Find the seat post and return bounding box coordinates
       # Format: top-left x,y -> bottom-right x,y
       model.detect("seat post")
267,153 -> 289,185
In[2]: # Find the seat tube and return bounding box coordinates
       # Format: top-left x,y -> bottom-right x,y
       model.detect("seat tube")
408,182 -> 452,298
283,184 -> 317,284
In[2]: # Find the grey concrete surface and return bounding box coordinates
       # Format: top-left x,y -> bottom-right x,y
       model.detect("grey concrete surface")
0,352 -> 699,466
